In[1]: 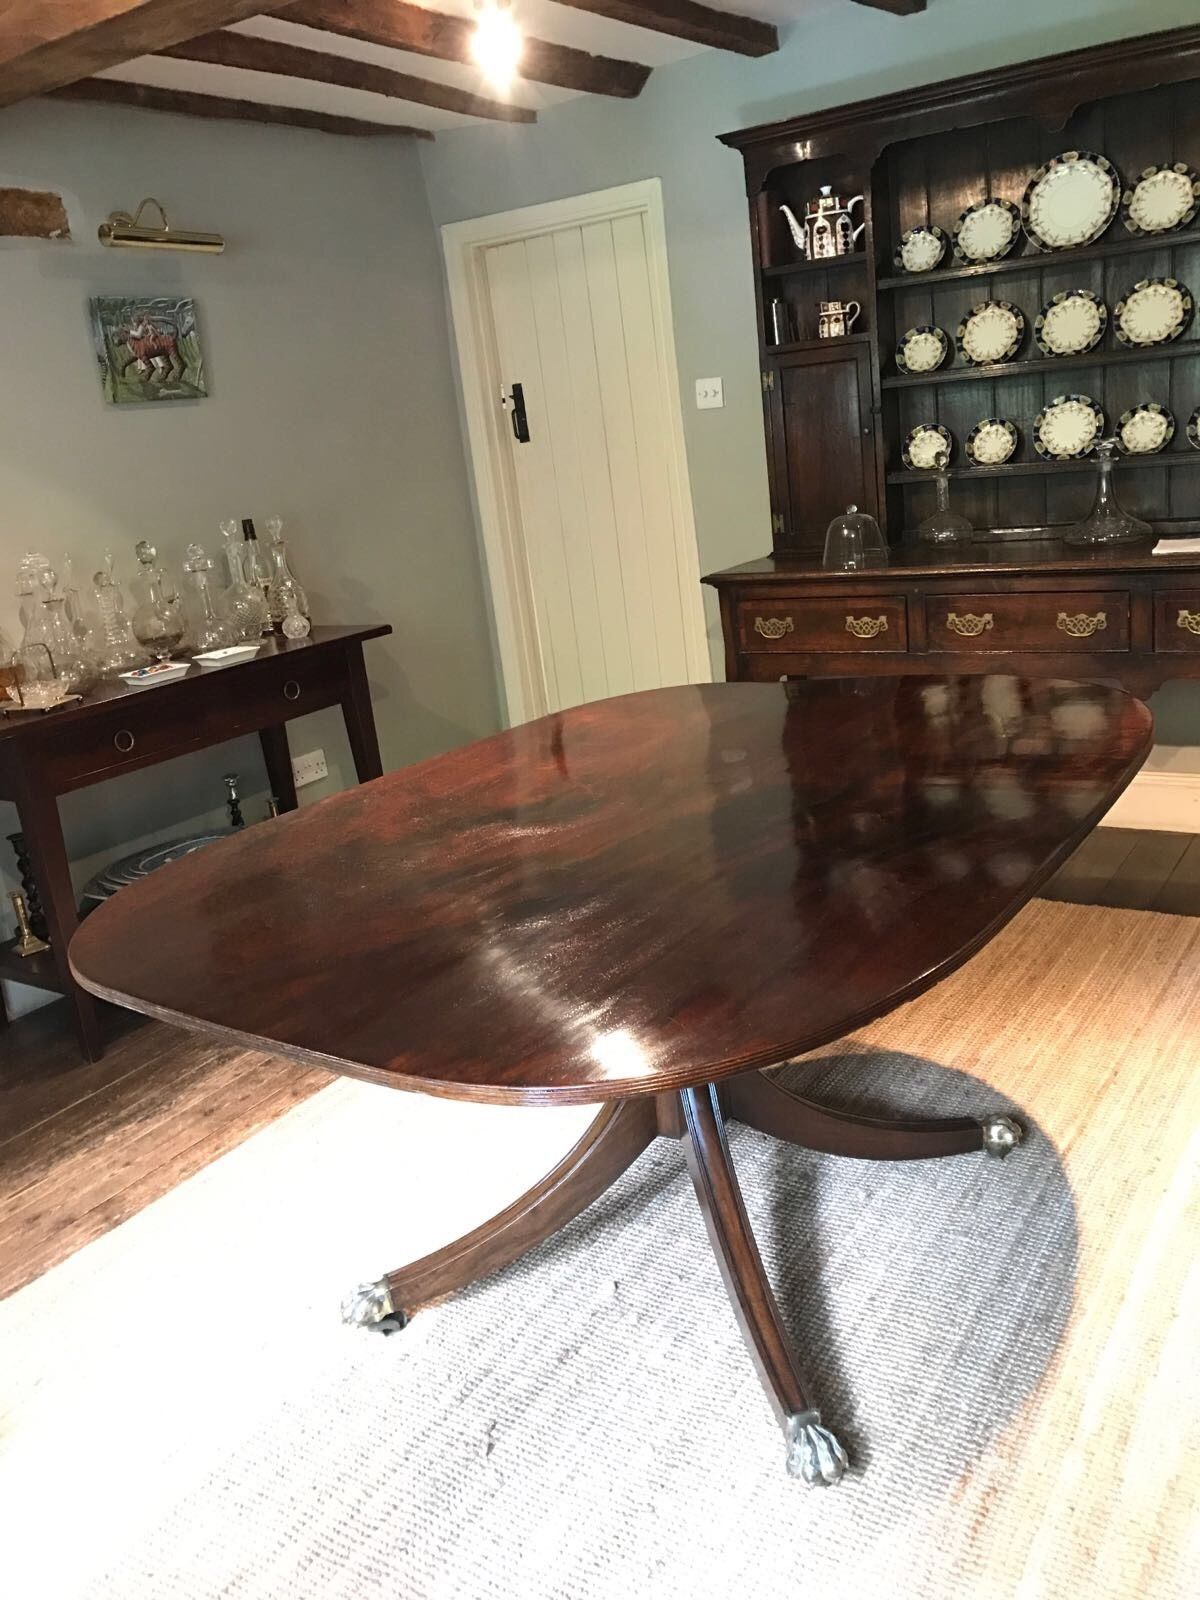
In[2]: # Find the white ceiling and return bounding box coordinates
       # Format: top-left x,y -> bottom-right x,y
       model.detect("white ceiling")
96,0 -> 809,136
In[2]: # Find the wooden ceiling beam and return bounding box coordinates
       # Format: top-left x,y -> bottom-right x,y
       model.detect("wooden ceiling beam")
47,75 -> 426,134
848,0 -> 926,13
547,0 -> 777,57
280,0 -> 651,99
158,27 -> 536,120
0,0 -> 269,108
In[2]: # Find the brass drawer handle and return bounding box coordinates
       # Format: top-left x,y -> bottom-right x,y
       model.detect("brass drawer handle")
283,679 -> 301,701
1056,611 -> 1107,638
753,616 -> 794,641
845,615 -> 888,639
113,729 -> 135,754
1177,609 -> 1200,635
946,611 -> 993,638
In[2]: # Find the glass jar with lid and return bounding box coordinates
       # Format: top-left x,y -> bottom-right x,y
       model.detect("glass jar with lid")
822,505 -> 888,571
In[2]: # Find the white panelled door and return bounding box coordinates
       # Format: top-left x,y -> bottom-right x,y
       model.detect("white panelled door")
451,186 -> 708,722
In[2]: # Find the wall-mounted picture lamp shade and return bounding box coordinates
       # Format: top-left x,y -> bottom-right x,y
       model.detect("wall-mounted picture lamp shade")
98,197 -> 225,254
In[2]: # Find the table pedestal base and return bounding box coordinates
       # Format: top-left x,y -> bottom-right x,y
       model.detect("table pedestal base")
341,1068 -> 1023,1482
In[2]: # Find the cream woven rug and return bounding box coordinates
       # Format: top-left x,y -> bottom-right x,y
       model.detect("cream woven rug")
1,900 -> 1198,1600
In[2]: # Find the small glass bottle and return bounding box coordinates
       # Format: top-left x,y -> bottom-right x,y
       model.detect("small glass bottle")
281,590 -> 311,640
1065,437 -> 1152,546
130,541 -> 185,661
92,553 -> 150,675
181,544 -> 236,654
218,521 -> 270,642
917,452 -> 973,544
264,516 -> 309,631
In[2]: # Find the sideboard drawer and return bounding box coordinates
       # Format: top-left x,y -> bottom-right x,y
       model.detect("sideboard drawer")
1155,592 -> 1200,652
737,596 -> 908,653
925,592 -> 1130,653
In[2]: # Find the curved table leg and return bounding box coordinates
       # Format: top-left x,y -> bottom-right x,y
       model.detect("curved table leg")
724,1069 -> 1023,1161
342,1098 -> 658,1332
680,1083 -> 848,1486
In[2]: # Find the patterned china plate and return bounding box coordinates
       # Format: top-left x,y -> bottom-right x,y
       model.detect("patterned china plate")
1033,394 -> 1105,460
965,418 -> 1019,466
1034,289 -> 1107,356
894,224 -> 949,274
952,198 -> 1022,263
1188,406 -> 1200,451
895,325 -> 949,374
1113,278 -> 1193,346
1116,402 -> 1174,456
902,422 -> 954,470
1121,163 -> 1200,235
1022,150 -> 1120,251
956,301 -> 1025,365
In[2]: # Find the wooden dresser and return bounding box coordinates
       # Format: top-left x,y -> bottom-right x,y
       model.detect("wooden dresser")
707,25 -> 1200,685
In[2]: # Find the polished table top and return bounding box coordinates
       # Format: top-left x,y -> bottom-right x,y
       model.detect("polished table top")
69,678 -> 1151,1105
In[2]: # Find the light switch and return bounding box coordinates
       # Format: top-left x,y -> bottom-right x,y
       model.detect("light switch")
695,377 -> 724,410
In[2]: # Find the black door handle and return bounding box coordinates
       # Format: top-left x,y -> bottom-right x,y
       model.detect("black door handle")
506,381 -> 531,444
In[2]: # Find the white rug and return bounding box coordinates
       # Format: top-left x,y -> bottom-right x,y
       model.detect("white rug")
0,901 -> 1197,1599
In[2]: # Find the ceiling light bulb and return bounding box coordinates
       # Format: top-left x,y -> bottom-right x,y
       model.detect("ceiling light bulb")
471,1 -> 523,91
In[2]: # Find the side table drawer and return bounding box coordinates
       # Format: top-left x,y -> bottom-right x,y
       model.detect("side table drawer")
1155,592 -> 1200,653
737,596 -> 908,653
925,592 -> 1130,653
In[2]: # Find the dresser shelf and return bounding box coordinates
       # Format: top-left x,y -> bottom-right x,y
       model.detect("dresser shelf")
882,341 -> 1200,390
761,254 -> 867,280
887,452 -> 1200,484
875,226 -> 1200,292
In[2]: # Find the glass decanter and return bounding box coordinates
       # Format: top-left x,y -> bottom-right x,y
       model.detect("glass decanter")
181,544 -> 236,654
15,552 -> 52,632
92,554 -> 149,675
1065,437 -> 1152,546
60,556 -> 95,650
917,451 -> 974,544
130,541 -> 186,660
218,520 -> 269,642
264,516 -> 309,631
280,589 -> 311,640
23,568 -> 97,694
240,518 -> 273,610
7,641 -> 65,709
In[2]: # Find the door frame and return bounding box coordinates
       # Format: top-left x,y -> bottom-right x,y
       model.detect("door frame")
442,178 -> 709,727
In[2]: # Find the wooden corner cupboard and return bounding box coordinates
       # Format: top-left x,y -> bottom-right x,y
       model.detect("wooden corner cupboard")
707,24 -> 1200,689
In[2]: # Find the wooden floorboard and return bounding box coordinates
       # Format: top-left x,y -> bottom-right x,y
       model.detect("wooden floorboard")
1150,833 -> 1200,914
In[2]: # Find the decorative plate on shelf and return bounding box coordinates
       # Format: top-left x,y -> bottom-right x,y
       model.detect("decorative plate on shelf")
1121,163 -> 1200,236
902,422 -> 954,470
1021,150 -> 1120,251
1116,402 -> 1174,455
1034,289 -> 1107,356
895,325 -> 949,374
1113,277 -> 1193,346
956,300 -> 1025,365
952,198 -> 1022,263
1033,393 -> 1105,460
1188,406 -> 1200,450
894,224 -> 949,274
965,417 -> 1019,466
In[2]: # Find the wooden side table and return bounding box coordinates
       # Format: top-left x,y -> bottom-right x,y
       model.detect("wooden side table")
0,624 -> 390,1060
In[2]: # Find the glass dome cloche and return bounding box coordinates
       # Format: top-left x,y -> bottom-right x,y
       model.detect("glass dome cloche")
822,505 -> 888,571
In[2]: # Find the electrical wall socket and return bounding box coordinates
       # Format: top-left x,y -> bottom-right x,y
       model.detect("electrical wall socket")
291,748 -> 328,788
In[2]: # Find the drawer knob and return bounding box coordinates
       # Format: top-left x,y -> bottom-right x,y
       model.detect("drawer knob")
283,679 -> 301,701
845,614 -> 888,640
946,611 -> 993,638
113,729 -> 135,754
753,616 -> 794,641
1177,609 -> 1200,635
1056,611 -> 1107,639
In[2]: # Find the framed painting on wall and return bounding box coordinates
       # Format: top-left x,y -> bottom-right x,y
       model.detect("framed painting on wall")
90,295 -> 207,404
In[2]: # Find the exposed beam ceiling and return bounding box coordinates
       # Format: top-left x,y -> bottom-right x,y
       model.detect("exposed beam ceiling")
49,73 -> 424,134
158,26 -> 537,120
547,0 -> 777,57
281,0 -> 651,99
849,0 -> 926,13
0,0 -> 270,108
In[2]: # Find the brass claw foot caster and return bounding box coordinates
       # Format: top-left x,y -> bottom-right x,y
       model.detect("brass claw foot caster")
979,1114 -> 1024,1159
785,1411 -> 849,1485
341,1279 -> 407,1334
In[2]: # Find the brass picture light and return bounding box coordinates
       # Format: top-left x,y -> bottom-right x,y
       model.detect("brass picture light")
98,197 -> 225,254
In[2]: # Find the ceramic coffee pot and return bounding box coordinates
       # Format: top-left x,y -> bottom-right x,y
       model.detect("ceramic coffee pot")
780,186 -> 866,260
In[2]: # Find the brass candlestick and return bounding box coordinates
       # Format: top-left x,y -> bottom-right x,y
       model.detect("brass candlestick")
10,891 -> 50,956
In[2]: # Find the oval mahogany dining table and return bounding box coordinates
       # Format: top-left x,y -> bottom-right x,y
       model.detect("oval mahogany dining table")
70,676 -> 1151,1483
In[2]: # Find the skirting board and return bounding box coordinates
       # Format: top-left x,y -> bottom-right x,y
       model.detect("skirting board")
1103,770 -> 1200,832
